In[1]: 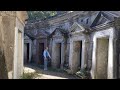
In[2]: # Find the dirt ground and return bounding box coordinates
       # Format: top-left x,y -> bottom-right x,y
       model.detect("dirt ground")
24,65 -> 80,79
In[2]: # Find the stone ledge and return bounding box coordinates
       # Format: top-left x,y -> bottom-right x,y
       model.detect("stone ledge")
0,11 -> 16,17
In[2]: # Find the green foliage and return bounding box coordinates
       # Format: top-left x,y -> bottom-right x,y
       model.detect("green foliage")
75,68 -> 90,79
21,72 -> 36,79
27,11 -> 57,20
20,71 -> 38,79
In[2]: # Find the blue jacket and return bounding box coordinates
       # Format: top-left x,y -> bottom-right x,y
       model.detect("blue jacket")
43,50 -> 51,58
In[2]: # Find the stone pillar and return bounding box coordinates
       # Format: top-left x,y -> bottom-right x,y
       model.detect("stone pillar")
51,40 -> 56,68
108,37 -> 114,79
17,30 -> 22,78
81,40 -> 86,69
33,40 -> 37,63
68,39 -> 74,73
13,27 -> 18,79
0,16 -> 8,79
13,27 -> 24,79
29,42 -> 32,62
91,36 -> 97,79
81,39 -> 89,69
21,29 -> 24,76
61,42 -> 64,69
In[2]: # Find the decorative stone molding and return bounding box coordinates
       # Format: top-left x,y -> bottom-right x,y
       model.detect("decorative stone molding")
114,17 -> 120,30
92,22 -> 114,32
0,11 -> 16,16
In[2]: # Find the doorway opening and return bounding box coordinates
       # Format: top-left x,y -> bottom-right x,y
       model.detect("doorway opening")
24,43 -> 29,64
73,41 -> 82,72
39,43 -> 44,65
96,38 -> 109,79
79,41 -> 82,69
27,43 -> 29,63
56,43 -> 61,68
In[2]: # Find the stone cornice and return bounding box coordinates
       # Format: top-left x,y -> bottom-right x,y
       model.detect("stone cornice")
91,22 -> 114,32
0,11 -> 16,17
0,11 -> 28,27
16,11 -> 28,26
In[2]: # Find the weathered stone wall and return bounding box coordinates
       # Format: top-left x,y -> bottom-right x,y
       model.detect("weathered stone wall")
0,16 -> 8,78
113,18 -> 120,78
115,30 -> 120,78
2,16 -> 16,72
87,33 -> 94,70
0,11 -> 28,79
32,40 -> 37,62
0,15 -> 16,79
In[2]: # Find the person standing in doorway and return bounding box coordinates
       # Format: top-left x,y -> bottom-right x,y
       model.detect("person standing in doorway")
43,47 -> 51,70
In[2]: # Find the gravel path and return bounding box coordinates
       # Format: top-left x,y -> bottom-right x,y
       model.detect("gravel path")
24,65 -> 80,79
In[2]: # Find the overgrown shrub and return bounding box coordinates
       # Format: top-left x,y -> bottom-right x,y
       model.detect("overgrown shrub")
21,72 -> 35,79
75,68 -> 90,79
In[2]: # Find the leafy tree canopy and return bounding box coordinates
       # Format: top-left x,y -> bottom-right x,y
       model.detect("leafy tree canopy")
27,11 -> 57,20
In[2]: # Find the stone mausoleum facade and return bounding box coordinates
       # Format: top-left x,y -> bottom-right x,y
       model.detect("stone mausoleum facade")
25,11 -> 120,79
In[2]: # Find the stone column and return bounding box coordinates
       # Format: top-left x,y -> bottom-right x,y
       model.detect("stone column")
81,39 -> 89,69
33,40 -> 37,63
81,40 -> 86,69
17,30 -> 22,78
108,37 -> 114,79
13,27 -> 18,79
21,29 -> 24,76
61,42 -> 64,69
69,39 -> 74,73
90,36 -> 97,79
51,40 -> 56,68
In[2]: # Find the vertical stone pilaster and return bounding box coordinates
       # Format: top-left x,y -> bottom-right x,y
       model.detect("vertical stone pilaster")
108,37 -> 114,79
13,27 -> 18,79
61,42 -> 64,69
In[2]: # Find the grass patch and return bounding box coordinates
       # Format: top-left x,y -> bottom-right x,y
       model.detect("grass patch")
21,72 -> 38,79
21,72 -> 35,79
